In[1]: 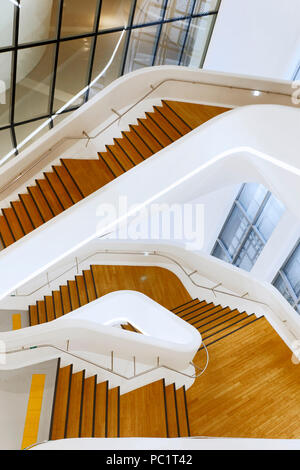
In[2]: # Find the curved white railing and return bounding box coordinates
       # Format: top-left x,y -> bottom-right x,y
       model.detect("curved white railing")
0,291 -> 201,375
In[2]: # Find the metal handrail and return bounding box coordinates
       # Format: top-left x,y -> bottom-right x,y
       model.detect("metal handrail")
0,75 -> 292,197
11,248 -> 267,306
5,341 -> 208,381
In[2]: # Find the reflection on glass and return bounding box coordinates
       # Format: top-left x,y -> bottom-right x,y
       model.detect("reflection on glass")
14,118 -> 50,152
133,0 -> 164,25
124,25 -> 159,73
0,1 -> 14,48
180,14 -> 215,67
19,0 -> 60,44
0,52 -> 12,127
164,0 -> 194,20
0,129 -> 14,162
54,38 -> 92,112
154,19 -> 189,65
99,0 -> 132,30
61,0 -> 98,37
194,0 -> 219,14
15,44 -> 55,122
91,32 -> 126,93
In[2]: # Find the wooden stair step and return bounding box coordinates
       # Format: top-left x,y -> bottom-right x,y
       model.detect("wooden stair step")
176,386 -> 190,437
44,295 -> 56,322
105,146 -> 133,172
60,285 -> 72,314
179,302 -> 218,321
2,208 -> 24,240
139,115 -> 173,147
165,384 -> 179,437
156,102 -> 191,135
65,370 -> 85,438
146,109 -> 183,141
194,308 -> 243,331
98,151 -> 124,178
175,300 -> 207,317
83,270 -> 97,302
94,381 -> 108,437
81,375 -> 96,438
163,100 -> 229,130
19,193 -> 44,228
68,280 -> 80,311
44,171 -> 74,210
0,215 -> 15,247
62,158 -> 115,198
52,290 -> 64,318
171,298 -> 199,312
29,305 -> 38,326
75,275 -> 89,307
107,387 -> 120,438
106,142 -> 137,169
11,201 -> 34,234
122,130 -> 153,159
27,185 -> 54,222
37,300 -> 47,324
120,379 -> 167,437
113,136 -> 145,164
50,364 -> 72,440
52,165 -> 83,204
130,123 -> 163,154
36,179 -> 64,216
202,313 -> 256,343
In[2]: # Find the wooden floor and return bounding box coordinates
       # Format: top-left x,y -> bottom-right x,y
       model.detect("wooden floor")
187,317 -> 300,439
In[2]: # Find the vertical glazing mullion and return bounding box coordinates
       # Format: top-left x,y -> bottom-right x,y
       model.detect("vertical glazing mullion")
199,0 -> 222,68
151,0 -> 169,66
85,0 -> 103,102
49,0 -> 64,128
10,0 -> 21,155
120,0 -> 138,76
178,0 -> 196,65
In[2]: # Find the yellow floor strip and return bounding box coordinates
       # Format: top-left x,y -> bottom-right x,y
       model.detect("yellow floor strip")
12,313 -> 22,330
21,374 -> 46,450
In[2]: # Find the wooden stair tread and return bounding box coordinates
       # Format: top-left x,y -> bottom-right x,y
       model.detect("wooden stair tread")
29,305 -> 38,326
106,143 -> 136,170
0,215 -> 15,247
11,201 -> 34,234
53,165 -> 83,204
44,295 -> 56,322
165,384 -> 179,437
195,309 -> 243,331
66,370 -> 84,438
83,270 -> 97,302
94,381 -> 108,437
180,303 -> 220,321
176,386 -> 190,437
98,151 -> 124,178
147,109 -> 183,141
139,116 -> 173,147
50,364 -> 72,440
81,375 -> 96,437
107,387 -> 120,438
62,158 -> 115,197
44,171 -> 74,210
175,300 -> 208,318
130,123 -> 163,154
2,208 -> 24,240
27,185 -> 54,222
76,275 -> 89,307
122,130 -> 153,159
37,300 -> 47,324
60,285 -> 72,315
202,314 -> 256,343
120,379 -> 167,437
113,137 -> 145,164
190,306 -> 232,327
156,102 -> 190,135
53,290 -> 63,318
163,100 -> 229,129
36,179 -> 64,216
18,193 -> 44,228
68,280 -> 80,311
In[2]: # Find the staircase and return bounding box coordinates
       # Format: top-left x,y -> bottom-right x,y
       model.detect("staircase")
0,101 -> 228,250
28,265 -> 261,348
49,359 -> 190,440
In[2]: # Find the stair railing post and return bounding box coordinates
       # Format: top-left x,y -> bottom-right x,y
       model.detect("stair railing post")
111,351 -> 114,372
133,356 -> 136,377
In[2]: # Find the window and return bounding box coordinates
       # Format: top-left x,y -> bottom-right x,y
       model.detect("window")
273,242 -> 300,314
212,183 -> 285,271
0,0 -> 220,163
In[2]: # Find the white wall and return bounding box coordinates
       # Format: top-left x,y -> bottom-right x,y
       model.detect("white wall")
204,0 -> 300,80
